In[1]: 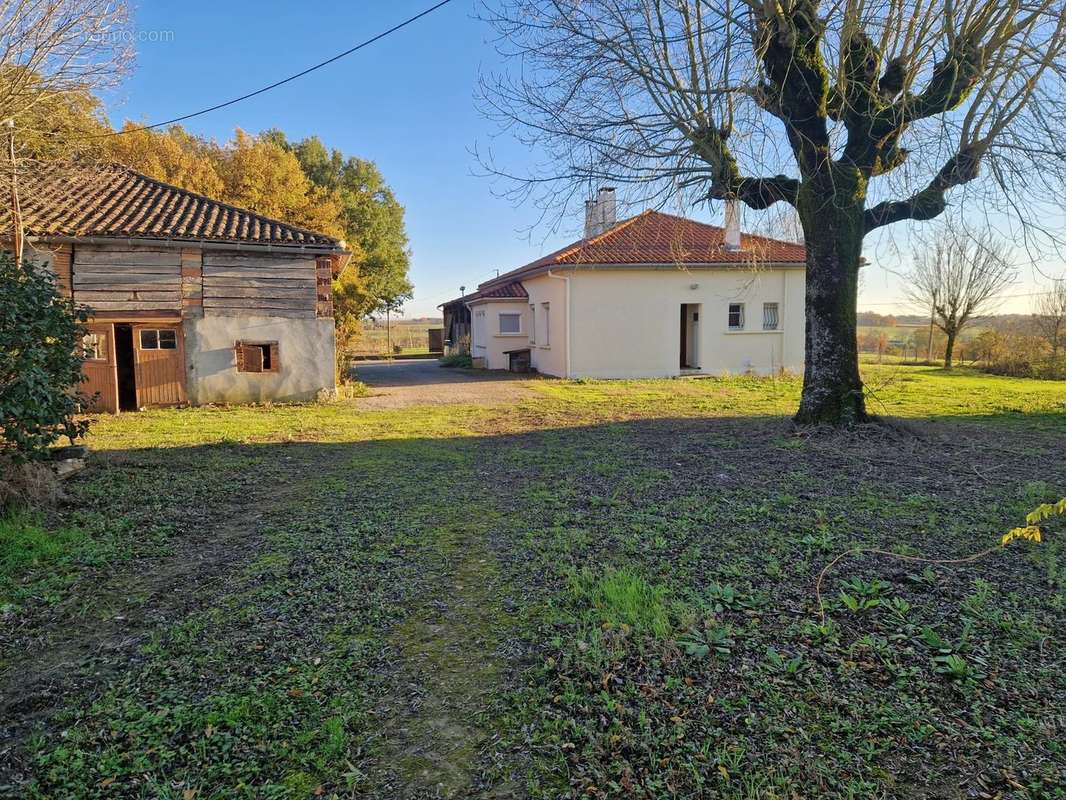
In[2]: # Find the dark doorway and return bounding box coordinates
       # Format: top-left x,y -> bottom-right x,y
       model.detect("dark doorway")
114,324 -> 137,411
679,305 -> 687,369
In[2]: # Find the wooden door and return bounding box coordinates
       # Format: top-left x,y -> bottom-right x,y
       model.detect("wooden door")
81,324 -> 118,413
133,324 -> 188,407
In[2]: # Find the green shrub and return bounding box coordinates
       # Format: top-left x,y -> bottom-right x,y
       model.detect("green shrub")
0,254 -> 89,462
439,353 -> 473,368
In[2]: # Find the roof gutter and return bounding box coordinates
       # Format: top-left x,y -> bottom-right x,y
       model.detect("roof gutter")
28,234 -> 348,255
546,269 -> 572,379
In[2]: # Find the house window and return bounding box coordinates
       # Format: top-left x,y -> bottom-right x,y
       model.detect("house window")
529,304 -> 536,344
763,303 -> 780,330
728,303 -> 745,330
81,332 -> 107,360
235,341 -> 280,373
139,328 -> 177,350
499,312 -> 522,334
541,302 -> 550,345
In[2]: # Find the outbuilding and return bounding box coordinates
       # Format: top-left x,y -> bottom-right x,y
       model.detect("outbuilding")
10,161 -> 348,411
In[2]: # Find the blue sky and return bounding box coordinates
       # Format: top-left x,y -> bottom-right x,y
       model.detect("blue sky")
106,1 -> 1057,318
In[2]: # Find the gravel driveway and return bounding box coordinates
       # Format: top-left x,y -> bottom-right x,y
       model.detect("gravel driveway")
352,358 -> 539,409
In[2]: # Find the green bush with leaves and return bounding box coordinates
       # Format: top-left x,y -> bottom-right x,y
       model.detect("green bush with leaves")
0,254 -> 89,461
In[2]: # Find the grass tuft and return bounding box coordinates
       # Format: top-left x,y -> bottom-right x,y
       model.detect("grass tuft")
568,566 -> 673,638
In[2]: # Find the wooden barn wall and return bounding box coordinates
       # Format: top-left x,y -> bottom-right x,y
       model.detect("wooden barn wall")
73,244 -> 182,312
202,252 -> 318,319
50,244 -> 73,297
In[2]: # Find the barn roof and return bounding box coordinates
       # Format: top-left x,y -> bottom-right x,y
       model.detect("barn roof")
6,160 -> 345,249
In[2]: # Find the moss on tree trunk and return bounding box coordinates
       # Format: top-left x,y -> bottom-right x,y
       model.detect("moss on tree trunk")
794,168 -> 870,426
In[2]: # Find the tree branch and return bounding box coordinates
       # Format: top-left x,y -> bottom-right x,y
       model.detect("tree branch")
863,144 -> 985,232
691,124 -> 798,208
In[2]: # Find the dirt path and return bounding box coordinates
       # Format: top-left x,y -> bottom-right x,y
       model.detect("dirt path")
353,359 -> 539,409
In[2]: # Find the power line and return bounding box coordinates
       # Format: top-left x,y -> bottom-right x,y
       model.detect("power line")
89,0 -> 454,138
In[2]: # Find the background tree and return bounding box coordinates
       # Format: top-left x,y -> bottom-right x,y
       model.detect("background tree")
481,0 -> 1066,423
0,254 -> 88,463
268,132 -> 413,319
905,227 -> 1015,368
1034,280 -> 1066,377
105,122 -> 225,197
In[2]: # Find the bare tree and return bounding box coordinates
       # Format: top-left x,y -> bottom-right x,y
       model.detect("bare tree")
1034,280 -> 1066,377
479,0 -> 1066,423
905,227 -> 1015,368
0,0 -> 131,124
0,0 -> 130,258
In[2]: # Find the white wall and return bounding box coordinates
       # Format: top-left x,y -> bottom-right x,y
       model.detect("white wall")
469,301 -> 530,370
523,274 -> 568,377
184,315 -> 335,404
566,267 -> 806,378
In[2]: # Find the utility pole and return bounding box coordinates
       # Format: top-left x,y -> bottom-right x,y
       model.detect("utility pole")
926,289 -> 938,364
6,119 -> 22,264
386,304 -> 392,358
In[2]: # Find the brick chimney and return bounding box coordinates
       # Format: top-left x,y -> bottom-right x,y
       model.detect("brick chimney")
723,198 -> 742,251
584,187 -> 617,238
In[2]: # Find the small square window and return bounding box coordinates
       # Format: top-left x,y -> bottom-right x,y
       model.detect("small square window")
82,332 -> 106,360
139,329 -> 159,350
236,341 -> 279,373
728,303 -> 745,330
499,313 -> 521,334
158,329 -> 177,349
763,302 -> 780,331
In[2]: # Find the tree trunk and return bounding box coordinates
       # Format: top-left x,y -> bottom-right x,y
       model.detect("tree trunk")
943,329 -> 957,369
794,178 -> 869,425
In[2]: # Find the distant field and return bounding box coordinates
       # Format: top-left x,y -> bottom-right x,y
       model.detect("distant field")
352,320 -> 443,356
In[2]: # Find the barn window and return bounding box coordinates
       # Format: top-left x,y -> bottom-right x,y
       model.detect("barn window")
235,341 -> 280,373
139,328 -> 177,350
81,332 -> 106,360
763,303 -> 780,330
728,303 -> 745,330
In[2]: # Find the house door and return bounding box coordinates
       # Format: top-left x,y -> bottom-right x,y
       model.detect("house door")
679,305 -> 687,368
80,324 -> 119,413
680,304 -> 700,370
133,324 -> 188,408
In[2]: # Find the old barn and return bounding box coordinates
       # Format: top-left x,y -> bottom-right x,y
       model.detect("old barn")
10,161 -> 348,412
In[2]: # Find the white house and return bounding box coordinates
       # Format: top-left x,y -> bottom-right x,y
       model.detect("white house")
443,189 -> 807,379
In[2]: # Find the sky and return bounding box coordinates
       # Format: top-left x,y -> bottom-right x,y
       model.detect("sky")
104,1 -> 1062,319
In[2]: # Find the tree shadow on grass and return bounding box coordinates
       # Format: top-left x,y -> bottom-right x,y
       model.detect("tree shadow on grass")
2,408 -> 1063,798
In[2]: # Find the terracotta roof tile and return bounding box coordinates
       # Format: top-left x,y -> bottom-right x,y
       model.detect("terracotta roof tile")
478,281 -> 528,299
6,160 -> 343,248
478,210 -> 805,293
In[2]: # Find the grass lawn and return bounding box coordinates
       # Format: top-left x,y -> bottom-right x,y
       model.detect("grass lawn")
1,366 -> 1064,799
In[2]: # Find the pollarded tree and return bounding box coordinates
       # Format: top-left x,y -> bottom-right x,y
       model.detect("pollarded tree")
905,227 -> 1015,368
480,0 -> 1066,423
